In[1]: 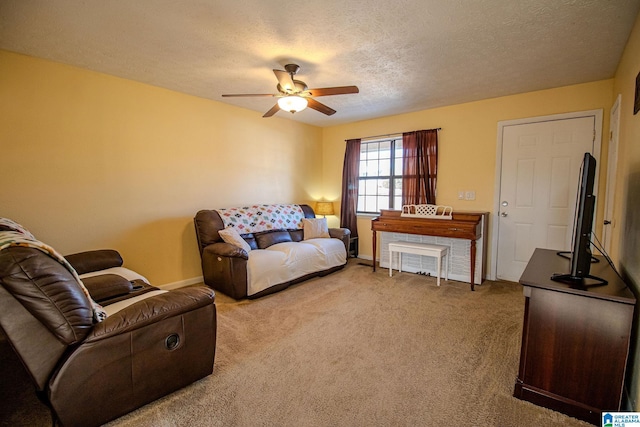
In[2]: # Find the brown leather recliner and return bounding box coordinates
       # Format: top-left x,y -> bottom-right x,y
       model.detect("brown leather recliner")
0,246 -> 216,427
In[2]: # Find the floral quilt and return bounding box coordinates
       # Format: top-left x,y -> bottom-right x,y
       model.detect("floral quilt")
215,204 -> 305,234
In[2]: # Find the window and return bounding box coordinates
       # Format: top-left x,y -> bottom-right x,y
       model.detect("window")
357,138 -> 403,214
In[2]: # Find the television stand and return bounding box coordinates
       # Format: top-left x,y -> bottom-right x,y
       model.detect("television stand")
550,272 -> 608,288
515,248 -> 635,425
555,250 -> 600,263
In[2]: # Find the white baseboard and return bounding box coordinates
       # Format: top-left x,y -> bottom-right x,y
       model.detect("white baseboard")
158,276 -> 203,290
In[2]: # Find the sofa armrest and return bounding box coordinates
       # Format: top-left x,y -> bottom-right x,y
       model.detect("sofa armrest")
204,242 -> 248,259
65,249 -> 124,275
329,227 -> 351,239
329,228 -> 351,253
201,244 -> 248,299
86,286 -> 215,342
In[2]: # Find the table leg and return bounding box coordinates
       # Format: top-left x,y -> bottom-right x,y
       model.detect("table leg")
372,230 -> 377,272
470,240 -> 476,291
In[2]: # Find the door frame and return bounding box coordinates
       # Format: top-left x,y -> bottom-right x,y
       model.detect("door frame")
490,109 -> 603,281
603,95 -> 621,252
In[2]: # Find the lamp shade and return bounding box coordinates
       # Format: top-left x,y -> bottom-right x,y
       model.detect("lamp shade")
315,201 -> 335,216
278,95 -> 308,113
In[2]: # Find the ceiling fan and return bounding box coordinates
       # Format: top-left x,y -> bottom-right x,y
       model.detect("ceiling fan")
222,64 -> 359,117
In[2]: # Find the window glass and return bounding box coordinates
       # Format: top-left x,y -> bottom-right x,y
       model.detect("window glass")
377,178 -> 389,195
364,195 -> 377,212
357,138 -> 403,214
364,179 -> 377,195
378,196 -> 390,211
378,159 -> 390,176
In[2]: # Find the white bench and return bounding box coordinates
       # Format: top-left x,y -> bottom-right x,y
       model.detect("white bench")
388,242 -> 449,286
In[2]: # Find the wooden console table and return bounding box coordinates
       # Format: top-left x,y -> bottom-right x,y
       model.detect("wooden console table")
371,210 -> 487,291
515,248 -> 636,425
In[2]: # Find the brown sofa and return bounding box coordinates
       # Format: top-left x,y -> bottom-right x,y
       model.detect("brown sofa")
0,245 -> 216,427
194,204 -> 350,299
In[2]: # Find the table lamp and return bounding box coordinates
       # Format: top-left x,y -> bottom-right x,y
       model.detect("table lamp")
315,201 -> 334,217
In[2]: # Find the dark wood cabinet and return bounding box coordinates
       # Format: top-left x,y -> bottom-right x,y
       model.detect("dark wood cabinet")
515,248 -> 636,425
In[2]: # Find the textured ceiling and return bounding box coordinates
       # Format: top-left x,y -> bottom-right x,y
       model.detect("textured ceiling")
1,0 -> 639,127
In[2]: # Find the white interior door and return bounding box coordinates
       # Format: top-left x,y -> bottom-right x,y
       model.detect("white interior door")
603,95 -> 621,252
493,111 -> 602,282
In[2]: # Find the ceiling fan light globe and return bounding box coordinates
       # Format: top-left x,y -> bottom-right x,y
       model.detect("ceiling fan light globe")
278,96 -> 308,113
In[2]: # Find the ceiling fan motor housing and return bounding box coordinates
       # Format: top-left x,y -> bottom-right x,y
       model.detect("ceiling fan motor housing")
284,63 -> 301,75
277,80 -> 308,94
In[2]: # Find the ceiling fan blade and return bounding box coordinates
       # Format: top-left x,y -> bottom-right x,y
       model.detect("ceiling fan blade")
305,86 -> 359,97
307,98 -> 336,116
273,69 -> 296,93
263,103 -> 280,118
222,94 -> 277,97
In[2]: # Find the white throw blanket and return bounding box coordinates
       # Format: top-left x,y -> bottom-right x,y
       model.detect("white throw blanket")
0,218 -> 107,322
246,238 -> 347,296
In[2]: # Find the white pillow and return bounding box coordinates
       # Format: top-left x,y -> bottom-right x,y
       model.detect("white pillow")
219,226 -> 252,252
303,217 -> 330,240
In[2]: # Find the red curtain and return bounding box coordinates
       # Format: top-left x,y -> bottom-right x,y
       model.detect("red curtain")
402,129 -> 438,205
340,139 -> 361,238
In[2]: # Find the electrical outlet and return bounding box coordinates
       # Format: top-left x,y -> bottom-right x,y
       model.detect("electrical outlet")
465,190 -> 476,201
458,190 -> 465,200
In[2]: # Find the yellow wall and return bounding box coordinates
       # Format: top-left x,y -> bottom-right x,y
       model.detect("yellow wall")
611,11 -> 640,410
0,50 -> 323,286
322,80 -> 614,265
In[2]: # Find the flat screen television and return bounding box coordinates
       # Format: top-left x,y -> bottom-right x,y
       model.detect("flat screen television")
551,152 -> 607,287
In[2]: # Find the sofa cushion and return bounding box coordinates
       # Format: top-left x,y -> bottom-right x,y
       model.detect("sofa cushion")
303,218 -> 330,239
219,227 -> 252,253
289,229 -> 304,242
255,230 -> 292,249
302,238 -> 348,266
242,233 -> 259,250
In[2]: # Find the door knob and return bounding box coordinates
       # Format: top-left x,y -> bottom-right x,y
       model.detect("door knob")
604,220 -> 611,225
501,212 -> 508,217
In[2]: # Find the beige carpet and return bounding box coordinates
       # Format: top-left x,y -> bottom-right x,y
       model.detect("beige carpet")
2,260 -> 592,426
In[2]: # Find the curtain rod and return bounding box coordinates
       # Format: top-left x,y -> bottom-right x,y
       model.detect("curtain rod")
356,128 -> 442,142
